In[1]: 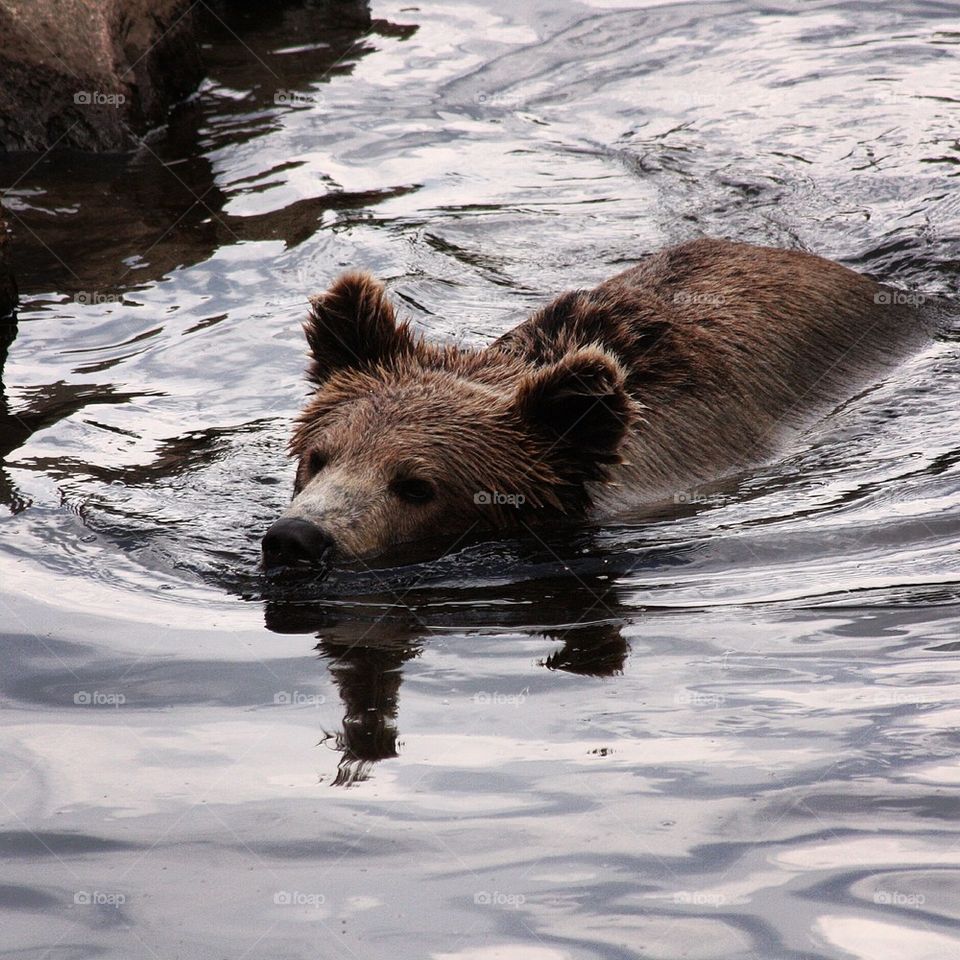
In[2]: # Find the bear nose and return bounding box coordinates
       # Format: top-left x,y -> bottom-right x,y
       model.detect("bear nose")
262,518 -> 335,568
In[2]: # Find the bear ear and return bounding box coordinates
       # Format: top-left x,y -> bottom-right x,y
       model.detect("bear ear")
304,271 -> 414,384
513,346 -> 634,464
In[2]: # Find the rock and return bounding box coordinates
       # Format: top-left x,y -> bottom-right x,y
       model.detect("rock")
0,209 -> 16,318
0,0 -> 204,152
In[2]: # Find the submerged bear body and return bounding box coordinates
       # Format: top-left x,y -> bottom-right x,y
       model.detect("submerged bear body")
262,238 -> 928,566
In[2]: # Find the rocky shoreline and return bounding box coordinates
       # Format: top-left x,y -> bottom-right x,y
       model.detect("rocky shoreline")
0,0 -> 213,315
0,0 -> 205,152
0,0 -> 376,315
0,210 -> 14,318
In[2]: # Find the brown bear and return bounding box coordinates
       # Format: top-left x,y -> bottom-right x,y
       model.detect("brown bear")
262,238 -> 930,567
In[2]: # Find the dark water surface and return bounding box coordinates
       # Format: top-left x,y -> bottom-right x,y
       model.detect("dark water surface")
2,1 -> 960,957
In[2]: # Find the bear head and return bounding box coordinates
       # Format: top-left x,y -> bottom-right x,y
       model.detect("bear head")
262,272 -> 635,567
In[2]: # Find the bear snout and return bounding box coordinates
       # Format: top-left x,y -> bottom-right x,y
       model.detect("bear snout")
262,517 -> 336,568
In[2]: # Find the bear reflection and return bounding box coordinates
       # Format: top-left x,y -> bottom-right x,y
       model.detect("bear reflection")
264,576 -> 629,786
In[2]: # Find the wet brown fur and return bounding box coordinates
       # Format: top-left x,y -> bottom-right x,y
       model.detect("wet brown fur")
286,238 -> 928,556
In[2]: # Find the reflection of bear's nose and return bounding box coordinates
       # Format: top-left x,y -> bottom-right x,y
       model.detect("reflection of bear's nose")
262,518 -> 335,567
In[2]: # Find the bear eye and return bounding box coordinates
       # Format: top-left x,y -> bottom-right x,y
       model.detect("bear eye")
306,450 -> 327,476
390,477 -> 436,505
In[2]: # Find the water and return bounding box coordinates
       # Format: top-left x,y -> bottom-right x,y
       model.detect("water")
2,1 -> 959,956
